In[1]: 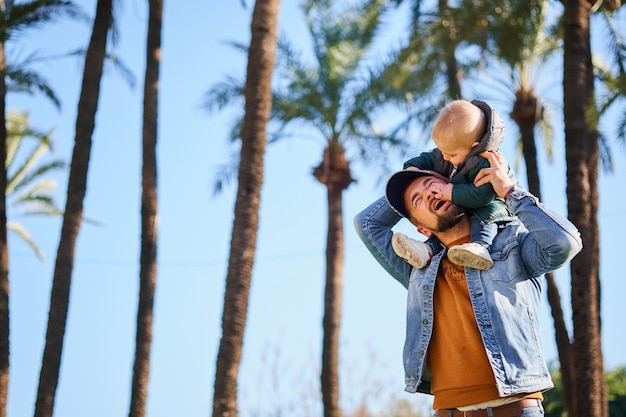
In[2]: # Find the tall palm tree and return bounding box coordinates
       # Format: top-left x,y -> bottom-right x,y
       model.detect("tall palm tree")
211,1 -> 280,416
6,111 -> 64,262
267,2 -> 411,415
128,0 -> 162,416
204,1 -> 411,415
562,0 -> 607,416
0,1 -> 78,415
34,1 -> 113,416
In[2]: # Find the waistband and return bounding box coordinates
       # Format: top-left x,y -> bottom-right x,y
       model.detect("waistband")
434,399 -> 542,417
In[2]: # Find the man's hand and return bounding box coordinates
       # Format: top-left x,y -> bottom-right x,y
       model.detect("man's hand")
474,150 -> 515,198
430,182 -> 453,201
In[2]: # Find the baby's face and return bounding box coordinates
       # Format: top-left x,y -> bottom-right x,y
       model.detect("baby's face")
437,141 -> 473,167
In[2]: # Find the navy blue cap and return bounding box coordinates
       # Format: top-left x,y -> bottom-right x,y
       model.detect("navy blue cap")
385,167 -> 450,218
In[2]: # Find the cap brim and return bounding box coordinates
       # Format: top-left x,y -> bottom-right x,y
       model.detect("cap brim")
385,167 -> 450,218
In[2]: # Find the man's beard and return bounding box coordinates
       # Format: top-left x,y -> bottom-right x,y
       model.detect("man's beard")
434,205 -> 466,232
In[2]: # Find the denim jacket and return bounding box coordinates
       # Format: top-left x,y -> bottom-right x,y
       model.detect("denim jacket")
353,186 -> 582,396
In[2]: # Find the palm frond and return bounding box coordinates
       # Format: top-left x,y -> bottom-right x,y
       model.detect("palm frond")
5,111 -> 52,164
7,221 -> 45,262
4,111 -> 66,262
105,50 -> 136,89
211,145 -> 241,197
599,10 -> 626,77
201,75 -> 246,114
616,106 -> 626,145
221,39 -> 249,55
10,160 -> 65,195
9,189 -> 62,217
598,132 -> 614,173
6,66 -> 61,109
2,0 -> 86,41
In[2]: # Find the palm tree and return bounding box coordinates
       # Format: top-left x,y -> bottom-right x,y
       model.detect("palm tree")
128,1 -> 162,416
6,111 -> 64,262
34,1 -> 113,416
211,1 -> 280,416
562,0 -> 607,416
265,2 -> 411,415
0,1 -> 78,415
204,1 -> 413,415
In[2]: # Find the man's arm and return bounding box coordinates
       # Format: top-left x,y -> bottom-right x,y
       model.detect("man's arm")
476,151 -> 582,274
353,196 -> 412,289
506,186 -> 582,275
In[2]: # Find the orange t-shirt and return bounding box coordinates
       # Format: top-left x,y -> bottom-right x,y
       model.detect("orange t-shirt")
426,236 -> 542,409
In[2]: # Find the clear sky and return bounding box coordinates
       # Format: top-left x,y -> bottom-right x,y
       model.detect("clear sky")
6,1 -> 625,417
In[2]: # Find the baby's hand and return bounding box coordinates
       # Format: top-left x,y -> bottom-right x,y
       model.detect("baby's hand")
430,183 -> 453,201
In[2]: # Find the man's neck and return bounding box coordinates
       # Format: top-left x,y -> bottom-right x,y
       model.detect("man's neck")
434,218 -> 472,248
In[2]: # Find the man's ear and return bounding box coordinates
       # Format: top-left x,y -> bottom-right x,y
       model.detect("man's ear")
471,141 -> 480,148
416,225 -> 432,238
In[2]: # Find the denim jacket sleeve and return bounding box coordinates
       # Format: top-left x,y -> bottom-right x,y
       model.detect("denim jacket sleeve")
353,196 -> 413,289
506,186 -> 583,276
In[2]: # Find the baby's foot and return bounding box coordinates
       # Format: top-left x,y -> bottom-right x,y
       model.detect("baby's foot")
392,233 -> 432,269
447,242 -> 493,270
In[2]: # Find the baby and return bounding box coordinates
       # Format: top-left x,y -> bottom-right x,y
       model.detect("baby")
391,99 -> 517,270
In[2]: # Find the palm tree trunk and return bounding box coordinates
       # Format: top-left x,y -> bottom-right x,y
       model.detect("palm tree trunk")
0,1 -> 9,415
34,1 -> 112,416
212,1 -> 280,416
562,1 -> 606,416
321,184 -> 344,417
314,141 -> 354,417
438,0 -> 461,100
128,1 -> 162,416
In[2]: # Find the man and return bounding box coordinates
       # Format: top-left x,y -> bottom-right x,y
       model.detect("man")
353,151 -> 582,417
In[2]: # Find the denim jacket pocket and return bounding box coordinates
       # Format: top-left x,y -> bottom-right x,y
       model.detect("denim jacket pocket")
484,237 -> 523,282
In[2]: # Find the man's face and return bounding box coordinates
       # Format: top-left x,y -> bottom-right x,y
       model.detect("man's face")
402,175 -> 465,232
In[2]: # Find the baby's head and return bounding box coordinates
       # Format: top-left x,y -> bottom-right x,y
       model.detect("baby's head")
432,100 -> 486,167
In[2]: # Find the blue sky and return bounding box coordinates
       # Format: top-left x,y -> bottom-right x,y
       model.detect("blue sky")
6,1 -> 625,417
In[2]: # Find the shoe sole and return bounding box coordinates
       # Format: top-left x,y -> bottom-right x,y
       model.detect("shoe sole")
447,248 -> 493,270
392,234 -> 426,269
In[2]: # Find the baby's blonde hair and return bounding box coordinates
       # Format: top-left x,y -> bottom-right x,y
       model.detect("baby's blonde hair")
432,100 -> 486,149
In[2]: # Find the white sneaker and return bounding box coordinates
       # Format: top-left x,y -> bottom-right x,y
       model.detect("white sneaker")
392,233 -> 431,269
447,242 -> 493,270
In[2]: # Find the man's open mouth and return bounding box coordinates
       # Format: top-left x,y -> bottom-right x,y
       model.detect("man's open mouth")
433,200 -> 445,211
